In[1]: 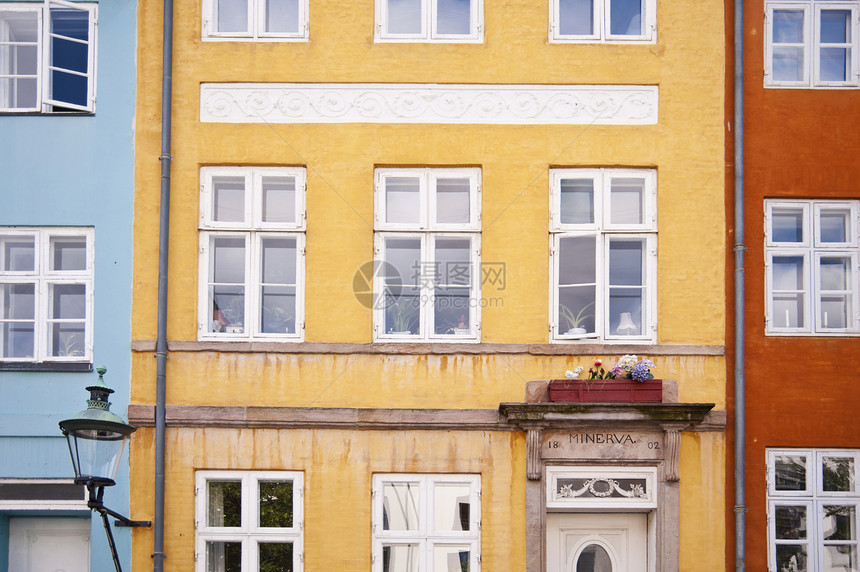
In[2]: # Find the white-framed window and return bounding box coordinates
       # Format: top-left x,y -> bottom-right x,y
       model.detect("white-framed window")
767,449 -> 860,571
549,0 -> 655,42
195,470 -> 304,572
549,168 -> 657,343
0,227 -> 93,363
765,0 -> 860,88
373,168 -> 481,342
198,167 -> 306,342
202,0 -> 308,40
374,0 -> 483,42
0,0 -> 97,112
765,199 -> 860,335
372,473 -> 481,572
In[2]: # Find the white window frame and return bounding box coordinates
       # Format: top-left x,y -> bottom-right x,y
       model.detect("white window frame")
549,168 -> 657,343
549,0 -> 656,43
198,166 -> 306,342
0,227 -> 94,363
195,470 -> 304,572
765,0 -> 860,88
767,449 -> 860,572
373,168 -> 482,342
202,0 -> 308,41
372,473 -> 481,572
0,0 -> 97,112
765,199 -> 860,335
374,0 -> 483,42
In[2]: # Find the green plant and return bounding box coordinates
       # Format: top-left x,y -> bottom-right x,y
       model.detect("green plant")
559,301 -> 594,331
387,297 -> 418,333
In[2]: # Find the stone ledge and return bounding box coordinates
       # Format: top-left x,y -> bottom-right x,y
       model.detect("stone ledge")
131,340 -> 725,356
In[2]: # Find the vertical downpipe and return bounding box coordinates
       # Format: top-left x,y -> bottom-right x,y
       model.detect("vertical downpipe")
733,0 -> 747,568
153,0 -> 174,566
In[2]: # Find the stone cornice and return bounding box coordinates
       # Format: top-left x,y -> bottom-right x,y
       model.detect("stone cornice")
200,83 -> 659,125
131,340 -> 725,356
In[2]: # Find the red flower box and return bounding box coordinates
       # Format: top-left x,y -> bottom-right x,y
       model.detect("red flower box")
547,379 -> 663,403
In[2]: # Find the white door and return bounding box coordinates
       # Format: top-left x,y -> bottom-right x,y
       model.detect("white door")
8,517 -> 90,572
546,513 -> 648,572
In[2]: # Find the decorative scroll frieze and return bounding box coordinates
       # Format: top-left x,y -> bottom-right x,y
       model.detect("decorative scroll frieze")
200,83 -> 659,125
557,477 -> 649,500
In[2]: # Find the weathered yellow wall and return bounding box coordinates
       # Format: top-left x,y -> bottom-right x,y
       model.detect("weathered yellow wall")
679,432 -> 727,569
130,427 -> 527,571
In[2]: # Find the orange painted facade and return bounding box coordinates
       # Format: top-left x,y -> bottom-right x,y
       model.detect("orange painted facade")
730,0 -> 860,567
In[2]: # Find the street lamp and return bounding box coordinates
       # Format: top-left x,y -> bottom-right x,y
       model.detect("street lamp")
59,366 -> 150,572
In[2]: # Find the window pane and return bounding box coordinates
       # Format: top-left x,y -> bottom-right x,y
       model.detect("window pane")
1,236 -> 35,271
434,287 -> 470,334
386,177 -> 421,224
772,208 -> 805,243
259,480 -> 293,527
212,237 -> 246,284
261,177 -> 296,223
775,545 -> 808,572
772,256 -> 805,291
0,12 -> 38,109
820,257 -> 850,291
432,545 -> 471,572
823,505 -> 856,540
821,296 -> 848,329
608,239 -> 643,286
610,0 -> 642,36
435,238 -> 470,285
216,0 -> 248,33
262,237 -> 297,284
1,322 -> 34,358
50,322 -> 85,357
261,286 -> 296,334
50,283 -> 85,319
259,543 -> 293,572
51,237 -> 86,271
435,178 -> 470,224
387,0 -> 422,34
774,10 -> 804,43
385,288 -> 420,334
385,238 -> 421,287
559,0 -> 594,35
383,544 -> 420,572
558,236 -> 596,285
821,10 -> 850,43
575,543 -> 612,572
207,480 -> 242,527
213,176 -> 246,222
774,294 -> 805,328
434,483 -> 471,531
560,179 -> 595,224
265,0 -> 299,33
559,286 -> 595,334
610,291 -> 642,336
773,47 -> 806,81
775,455 -> 808,491
436,0 -> 470,35
823,457 -> 855,492
822,545 -> 856,571
775,505 -> 808,539
820,210 -> 850,243
206,541 -> 242,572
383,482 -> 420,530
821,47 -> 849,82
1,284 -> 35,320
48,8 -> 90,107
212,286 -> 245,332
610,178 -> 644,225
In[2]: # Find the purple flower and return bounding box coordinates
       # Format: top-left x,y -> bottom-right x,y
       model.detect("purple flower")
631,359 -> 656,382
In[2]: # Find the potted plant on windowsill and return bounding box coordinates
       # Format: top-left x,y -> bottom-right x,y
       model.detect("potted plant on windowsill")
547,355 -> 662,403
559,302 -> 594,335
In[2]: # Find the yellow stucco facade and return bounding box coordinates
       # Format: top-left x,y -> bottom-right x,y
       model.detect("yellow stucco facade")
130,0 -> 727,568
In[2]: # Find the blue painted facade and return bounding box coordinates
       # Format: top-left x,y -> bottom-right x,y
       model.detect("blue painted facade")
0,0 -> 137,567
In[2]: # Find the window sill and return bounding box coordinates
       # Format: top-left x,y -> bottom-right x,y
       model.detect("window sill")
0,362 -> 93,372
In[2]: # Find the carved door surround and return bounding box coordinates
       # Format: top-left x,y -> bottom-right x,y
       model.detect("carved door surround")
500,402 -> 716,572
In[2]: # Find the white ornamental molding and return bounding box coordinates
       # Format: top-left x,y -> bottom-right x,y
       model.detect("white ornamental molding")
200,83 -> 658,125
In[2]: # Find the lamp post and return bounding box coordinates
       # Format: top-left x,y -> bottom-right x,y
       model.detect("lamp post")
59,366 -> 150,572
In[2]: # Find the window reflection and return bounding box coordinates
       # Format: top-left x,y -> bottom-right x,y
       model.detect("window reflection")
576,544 -> 613,572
